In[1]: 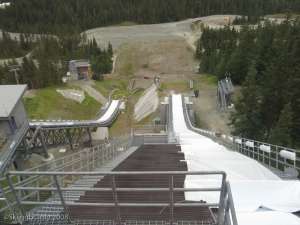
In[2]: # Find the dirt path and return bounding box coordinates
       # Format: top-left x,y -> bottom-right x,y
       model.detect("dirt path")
134,84 -> 159,122
71,80 -> 107,105
109,37 -> 232,133
84,15 -> 239,50
112,39 -> 198,88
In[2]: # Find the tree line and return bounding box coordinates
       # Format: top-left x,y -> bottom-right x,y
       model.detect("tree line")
0,34 -> 113,88
0,31 -> 34,59
196,19 -> 300,148
0,0 -> 299,33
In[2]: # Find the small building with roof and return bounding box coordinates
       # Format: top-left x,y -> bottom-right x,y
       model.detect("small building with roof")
217,77 -> 234,110
68,59 -> 91,80
0,85 -> 29,146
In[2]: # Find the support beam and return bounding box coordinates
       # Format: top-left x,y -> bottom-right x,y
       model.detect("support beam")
39,130 -> 50,159
66,129 -> 74,151
87,128 -> 93,147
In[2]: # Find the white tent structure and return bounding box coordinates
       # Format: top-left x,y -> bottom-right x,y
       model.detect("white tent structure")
171,94 -> 300,225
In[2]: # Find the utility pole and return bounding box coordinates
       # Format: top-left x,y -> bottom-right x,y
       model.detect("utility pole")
8,65 -> 21,84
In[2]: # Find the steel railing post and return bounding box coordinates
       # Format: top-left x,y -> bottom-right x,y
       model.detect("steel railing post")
111,175 -> 121,224
169,175 -> 174,225
71,154 -> 74,182
53,175 -> 71,223
92,147 -> 95,169
226,182 -> 238,225
37,174 -> 40,202
254,143 -> 261,162
276,146 -> 279,169
224,194 -> 231,225
80,152 -> 83,170
5,174 -> 25,222
217,174 -> 227,225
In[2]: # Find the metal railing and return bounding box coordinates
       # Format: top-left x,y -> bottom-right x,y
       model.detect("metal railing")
4,170 -> 237,225
0,136 -> 132,223
223,135 -> 300,177
181,96 -> 300,178
132,124 -> 167,135
181,96 -> 216,139
132,134 -> 170,146
0,121 -> 30,172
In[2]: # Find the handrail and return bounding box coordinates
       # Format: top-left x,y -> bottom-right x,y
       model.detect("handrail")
0,121 -> 30,173
0,135 -> 133,217
5,170 -> 229,225
181,96 -> 216,138
181,95 -> 300,177
9,170 -> 226,176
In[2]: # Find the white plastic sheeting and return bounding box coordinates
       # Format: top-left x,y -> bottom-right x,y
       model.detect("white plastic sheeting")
280,150 -> 297,161
237,211 -> 300,225
29,100 -> 120,127
230,181 -> 300,213
259,144 -> 271,153
96,100 -> 119,123
134,84 -> 159,122
171,94 -> 300,225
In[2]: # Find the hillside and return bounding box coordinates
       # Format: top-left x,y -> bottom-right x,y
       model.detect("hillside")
0,0 -> 299,33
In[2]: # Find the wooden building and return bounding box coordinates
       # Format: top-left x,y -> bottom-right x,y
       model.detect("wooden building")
68,60 -> 91,80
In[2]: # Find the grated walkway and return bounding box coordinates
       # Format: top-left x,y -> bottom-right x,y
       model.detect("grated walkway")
69,145 -> 215,224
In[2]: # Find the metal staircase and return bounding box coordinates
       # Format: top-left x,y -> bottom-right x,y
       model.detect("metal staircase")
0,95 -> 244,225
0,136 -> 133,225
0,132 -> 238,225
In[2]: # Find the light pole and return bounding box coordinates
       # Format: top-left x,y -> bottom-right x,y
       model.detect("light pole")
8,65 -> 21,84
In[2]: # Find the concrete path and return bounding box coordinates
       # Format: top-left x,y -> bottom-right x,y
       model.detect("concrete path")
71,81 -> 107,105
134,84 -> 159,122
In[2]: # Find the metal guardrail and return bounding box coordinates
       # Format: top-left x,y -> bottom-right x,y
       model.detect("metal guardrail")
0,136 -> 132,223
181,96 -> 216,139
0,121 -> 30,173
132,124 -> 167,135
132,134 -> 170,146
181,96 -> 300,178
5,170 -> 237,225
223,136 -> 300,177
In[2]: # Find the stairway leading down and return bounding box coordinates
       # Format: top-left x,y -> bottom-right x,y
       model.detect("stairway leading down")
69,144 -> 215,224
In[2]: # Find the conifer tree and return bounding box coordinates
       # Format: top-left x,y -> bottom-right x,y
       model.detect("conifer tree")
230,63 -> 264,139
269,103 -> 293,147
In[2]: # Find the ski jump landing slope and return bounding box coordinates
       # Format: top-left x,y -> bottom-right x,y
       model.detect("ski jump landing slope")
171,94 -> 300,225
29,100 -> 121,128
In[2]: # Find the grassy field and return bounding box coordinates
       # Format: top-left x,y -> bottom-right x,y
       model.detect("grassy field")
24,86 -> 101,120
109,88 -> 145,136
115,44 -> 140,78
159,80 -> 189,94
93,78 -> 130,98
197,74 -> 218,86
158,74 -> 217,96
113,21 -> 139,27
